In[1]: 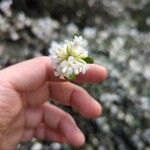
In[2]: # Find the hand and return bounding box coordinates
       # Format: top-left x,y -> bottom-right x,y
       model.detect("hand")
0,57 -> 107,150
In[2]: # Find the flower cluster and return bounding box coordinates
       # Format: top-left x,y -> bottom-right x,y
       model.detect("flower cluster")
49,36 -> 93,80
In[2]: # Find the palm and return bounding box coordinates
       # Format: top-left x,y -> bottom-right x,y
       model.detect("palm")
0,86 -> 24,149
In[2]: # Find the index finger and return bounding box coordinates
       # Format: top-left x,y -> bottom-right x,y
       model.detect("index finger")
0,57 -> 107,92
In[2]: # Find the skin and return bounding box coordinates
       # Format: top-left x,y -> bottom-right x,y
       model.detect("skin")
0,57 -> 107,150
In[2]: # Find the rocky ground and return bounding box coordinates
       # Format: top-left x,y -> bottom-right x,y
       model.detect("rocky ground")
0,0 -> 150,150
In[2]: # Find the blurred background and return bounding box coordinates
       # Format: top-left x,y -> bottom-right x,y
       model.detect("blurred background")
0,0 -> 150,150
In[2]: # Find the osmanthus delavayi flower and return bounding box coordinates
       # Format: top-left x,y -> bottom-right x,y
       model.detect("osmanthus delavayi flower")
49,36 -> 94,80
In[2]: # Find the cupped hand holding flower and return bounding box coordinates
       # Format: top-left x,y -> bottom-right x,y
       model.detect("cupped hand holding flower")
0,56 -> 107,150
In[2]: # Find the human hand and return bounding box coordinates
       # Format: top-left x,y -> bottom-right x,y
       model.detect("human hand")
0,57 -> 107,150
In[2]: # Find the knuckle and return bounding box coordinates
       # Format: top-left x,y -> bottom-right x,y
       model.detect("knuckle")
62,113 -> 75,124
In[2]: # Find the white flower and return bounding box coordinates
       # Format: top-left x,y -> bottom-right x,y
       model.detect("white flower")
83,27 -> 97,39
49,36 -> 91,80
66,23 -> 79,35
0,0 -> 12,16
31,142 -> 42,150
32,17 -> 59,42
0,14 -> 10,32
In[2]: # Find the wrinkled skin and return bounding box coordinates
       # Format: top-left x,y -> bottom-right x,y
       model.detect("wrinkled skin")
0,57 -> 107,150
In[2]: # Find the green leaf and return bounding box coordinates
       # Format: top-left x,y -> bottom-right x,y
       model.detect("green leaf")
83,56 -> 94,64
68,74 -> 76,81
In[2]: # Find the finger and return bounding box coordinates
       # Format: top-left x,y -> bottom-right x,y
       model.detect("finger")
34,123 -> 45,141
21,128 -> 34,142
43,103 -> 85,147
76,64 -> 107,83
24,105 -> 67,143
35,123 -> 66,143
0,57 -> 61,92
45,128 -> 66,144
24,102 -> 85,146
0,57 -> 107,92
49,82 -> 102,118
25,106 -> 43,128
25,82 -> 102,118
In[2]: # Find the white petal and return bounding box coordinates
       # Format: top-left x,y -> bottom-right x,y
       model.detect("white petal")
60,61 -> 68,67
62,67 -> 67,73
56,66 -> 61,72
67,67 -> 73,75
68,56 -> 74,63
79,67 -> 83,72
82,69 -> 86,74
74,69 -> 79,75
85,64 -> 90,70
59,75 -> 65,79
54,71 -> 60,77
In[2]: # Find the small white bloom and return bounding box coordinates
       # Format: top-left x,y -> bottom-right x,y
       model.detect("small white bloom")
66,23 -> 79,35
0,0 -> 12,16
32,17 -> 59,42
0,14 -> 10,32
83,27 -> 97,39
49,36 -> 92,80
31,142 -> 42,150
